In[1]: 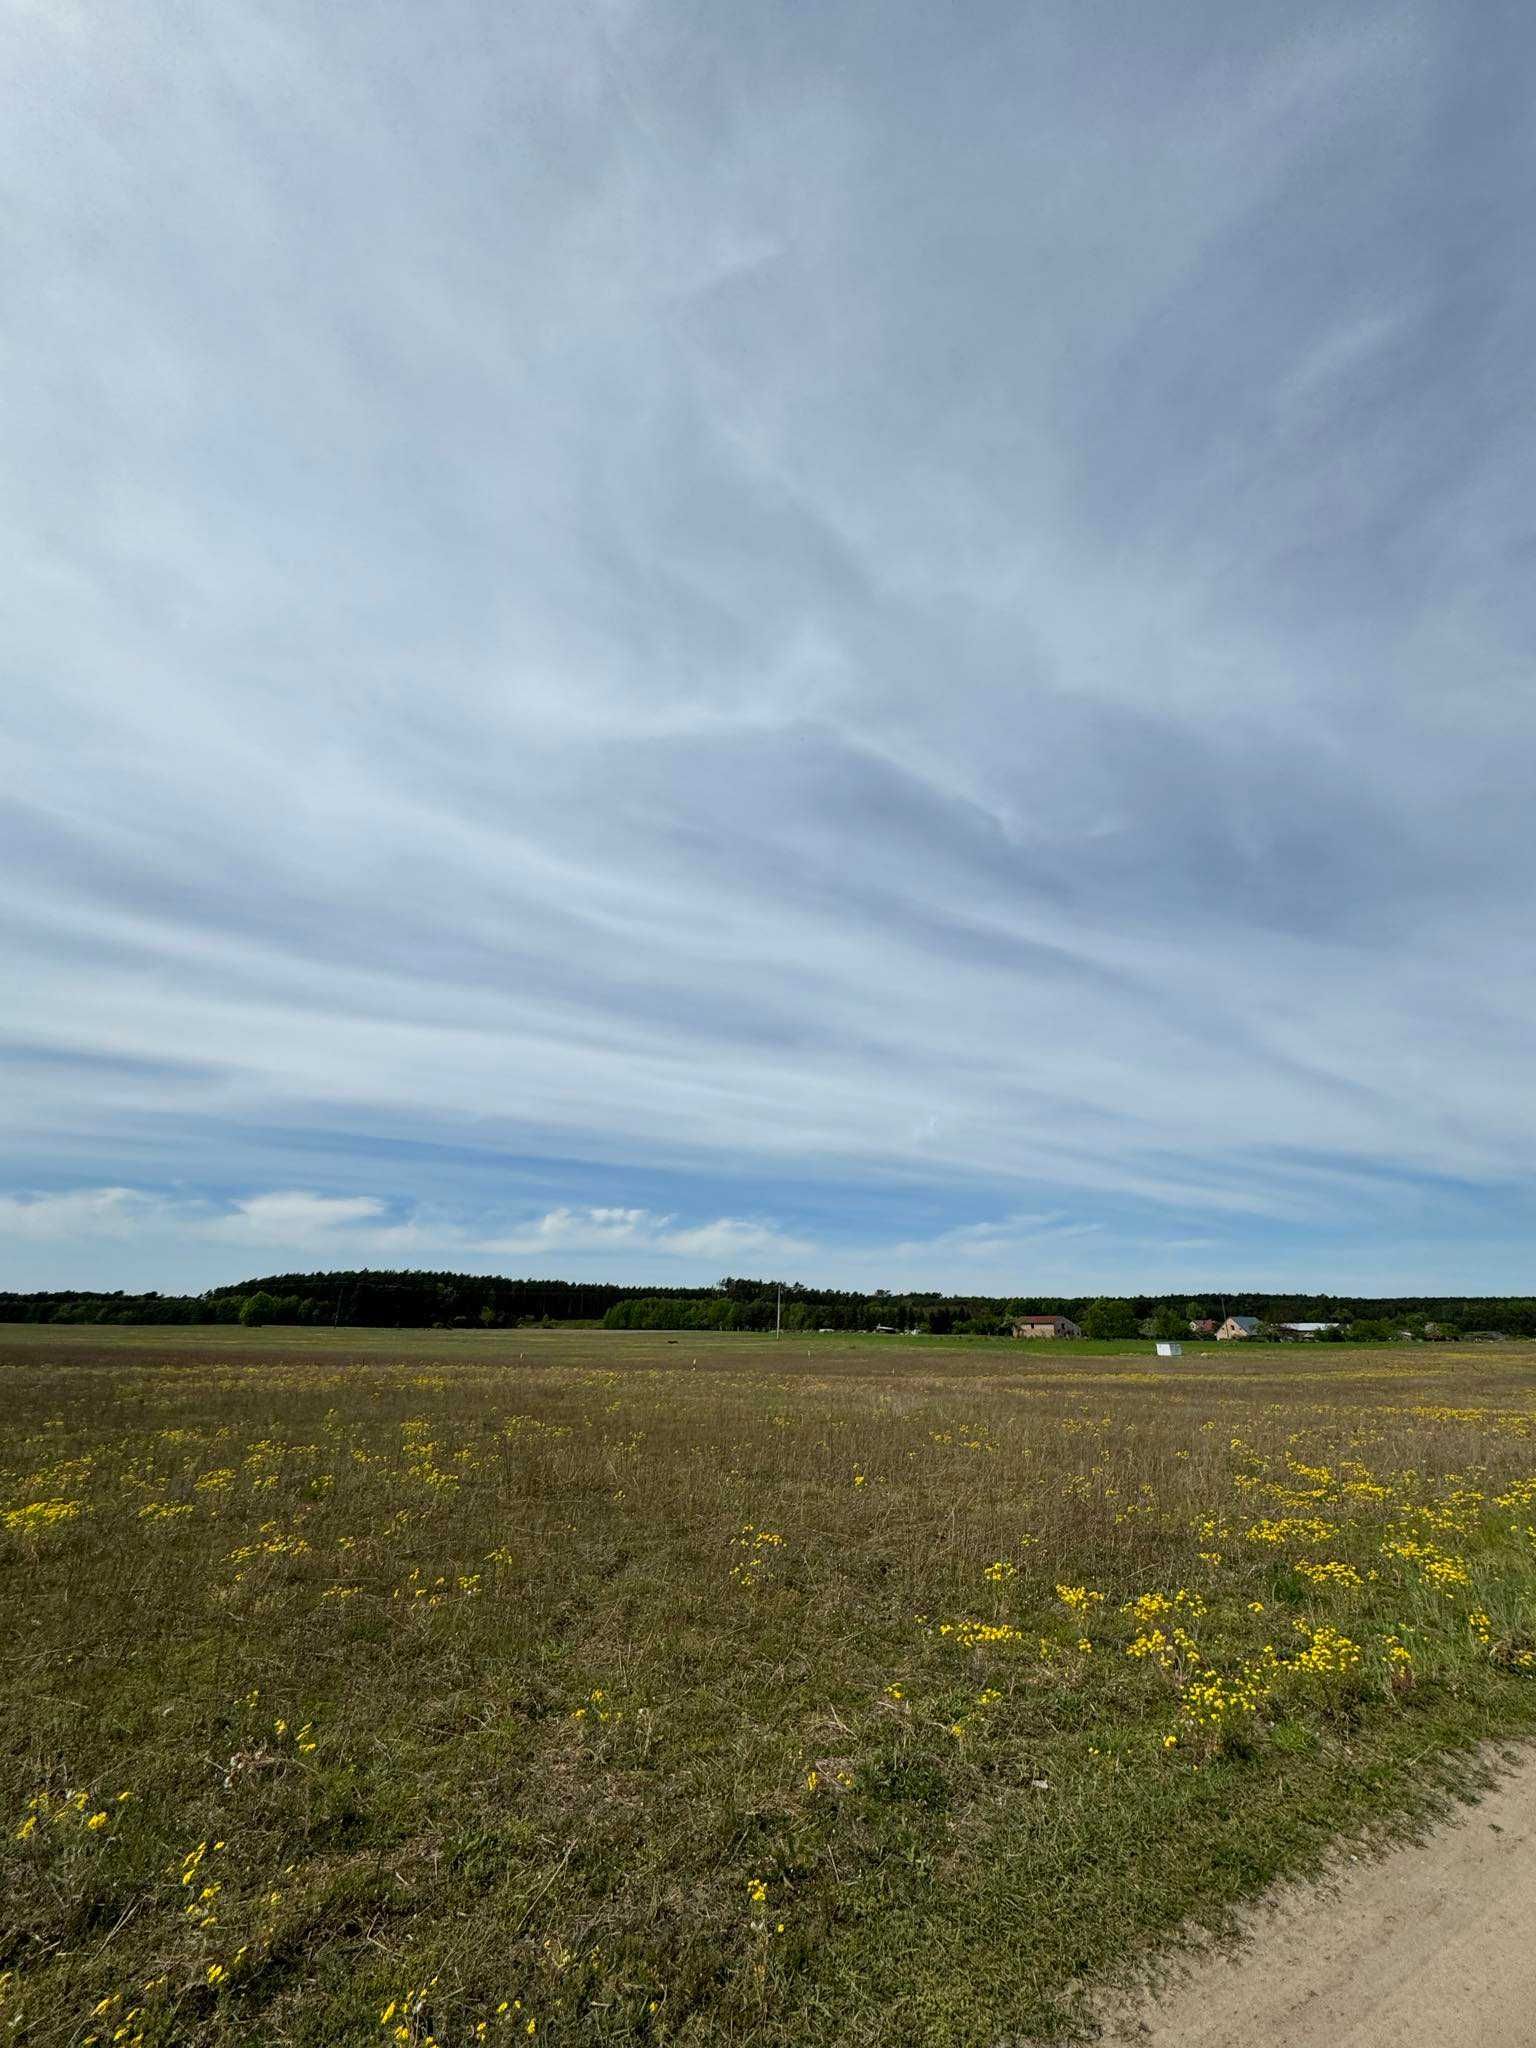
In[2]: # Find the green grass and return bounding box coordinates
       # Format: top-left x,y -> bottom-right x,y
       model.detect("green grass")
3,1324 -> 1535,2046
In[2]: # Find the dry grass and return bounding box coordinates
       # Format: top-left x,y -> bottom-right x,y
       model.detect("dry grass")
3,1324 -> 1535,2046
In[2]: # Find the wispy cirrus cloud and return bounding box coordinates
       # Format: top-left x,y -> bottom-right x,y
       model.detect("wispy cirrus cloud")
886,1215 -> 1105,1262
0,1187 -> 392,1252
4,2 -> 1535,1293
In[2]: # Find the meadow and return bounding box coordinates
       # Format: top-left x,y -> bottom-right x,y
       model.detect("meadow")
4,1324 -> 1535,2047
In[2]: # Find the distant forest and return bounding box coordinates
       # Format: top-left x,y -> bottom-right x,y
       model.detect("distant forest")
3,1269 -> 1534,1340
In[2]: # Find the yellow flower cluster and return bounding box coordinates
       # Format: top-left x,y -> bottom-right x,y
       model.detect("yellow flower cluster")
1125,1624 -> 1202,1673
81,1978 -> 167,2048
377,1987 -> 540,2041
947,1684 -> 1005,1740
1379,1534 -> 1470,1590
744,1874 -> 786,1936
571,1688 -> 622,1725
1290,1623 -> 1363,1676
730,1524 -> 785,1588
226,1523 -> 313,1570
1243,1515 -> 1339,1547
935,1617 -> 1026,1649
390,1567 -> 482,1606
14,1785 -> 131,1840
1295,1559 -> 1364,1591
3,1498 -> 82,1534
1055,1584 -> 1105,1615
1178,1658 -> 1274,1733
1124,1587 -> 1205,1625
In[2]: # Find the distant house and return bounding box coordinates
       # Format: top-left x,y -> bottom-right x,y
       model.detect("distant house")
1189,1318 -> 1218,1335
1012,1314 -> 1082,1339
1278,1321 -> 1340,1339
1217,1315 -> 1261,1340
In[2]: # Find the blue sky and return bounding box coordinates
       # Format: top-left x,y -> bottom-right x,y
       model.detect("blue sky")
5,0 -> 1535,1296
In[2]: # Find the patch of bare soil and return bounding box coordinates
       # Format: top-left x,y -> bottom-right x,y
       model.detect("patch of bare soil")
1099,1754 -> 1536,2048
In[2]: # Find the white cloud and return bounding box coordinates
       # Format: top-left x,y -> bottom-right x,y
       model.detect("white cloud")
656,1217 -> 815,1264
0,1188 -> 815,1288
477,1206 -> 657,1253
476,1205 -> 813,1265
206,1192 -> 389,1241
0,1187 -> 159,1241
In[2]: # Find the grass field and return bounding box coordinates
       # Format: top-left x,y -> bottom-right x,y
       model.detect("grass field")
4,1325 -> 1535,2046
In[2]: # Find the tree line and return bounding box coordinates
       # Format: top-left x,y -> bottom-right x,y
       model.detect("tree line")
3,1269 -> 1534,1339
0,1271 -> 700,1329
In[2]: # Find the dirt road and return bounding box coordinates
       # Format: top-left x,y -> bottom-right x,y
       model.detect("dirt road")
1101,1756 -> 1536,2048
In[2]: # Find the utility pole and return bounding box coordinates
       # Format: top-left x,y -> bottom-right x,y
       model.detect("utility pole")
776,1284 -> 782,1339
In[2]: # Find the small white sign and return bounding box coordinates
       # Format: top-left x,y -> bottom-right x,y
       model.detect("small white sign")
1155,1340 -> 1183,1357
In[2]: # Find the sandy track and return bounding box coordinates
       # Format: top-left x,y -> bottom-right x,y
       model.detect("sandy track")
1100,1755 -> 1536,2048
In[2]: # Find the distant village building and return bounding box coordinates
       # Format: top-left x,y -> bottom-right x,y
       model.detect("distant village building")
1188,1319 -> 1218,1335
1278,1321 -> 1340,1339
1012,1314 -> 1082,1339
1217,1315 -> 1261,1340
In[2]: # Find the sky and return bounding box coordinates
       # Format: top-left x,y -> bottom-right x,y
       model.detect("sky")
4,0 -> 1535,1298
